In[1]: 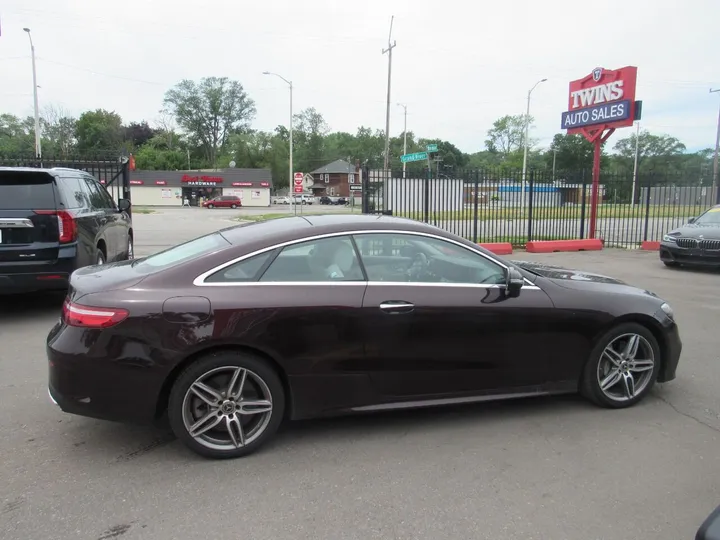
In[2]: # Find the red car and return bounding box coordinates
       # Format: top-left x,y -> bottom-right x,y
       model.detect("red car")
202,196 -> 242,209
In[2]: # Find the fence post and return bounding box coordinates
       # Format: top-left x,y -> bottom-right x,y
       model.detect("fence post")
579,170 -> 587,239
361,164 -> 369,214
423,165 -> 430,223
121,158 -> 132,217
472,169 -> 479,243
527,169 -> 534,243
643,174 -> 652,242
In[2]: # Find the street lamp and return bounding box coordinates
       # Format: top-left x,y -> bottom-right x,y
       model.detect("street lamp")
397,103 -> 407,178
23,27 -> 42,159
521,78 -> 547,214
263,71 -> 294,213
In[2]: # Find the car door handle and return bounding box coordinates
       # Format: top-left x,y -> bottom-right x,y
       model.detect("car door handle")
379,301 -> 415,314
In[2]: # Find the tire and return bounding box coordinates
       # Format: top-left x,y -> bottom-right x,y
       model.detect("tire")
168,351 -> 285,459
231,204 -> 237,209
580,322 -> 661,409
208,204 -> 214,209
663,261 -> 679,268
96,248 -> 106,265
126,235 -> 134,260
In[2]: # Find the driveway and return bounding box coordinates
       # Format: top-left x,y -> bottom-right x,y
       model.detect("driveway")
1,209 -> 718,540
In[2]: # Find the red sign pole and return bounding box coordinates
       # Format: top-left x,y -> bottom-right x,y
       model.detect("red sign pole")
585,127 -> 614,238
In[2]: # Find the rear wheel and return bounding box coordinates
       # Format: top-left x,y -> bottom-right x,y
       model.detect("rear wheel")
96,248 -> 106,265
126,235 -> 134,260
168,351 -> 285,459
580,322 -> 660,409
231,204 -> 238,209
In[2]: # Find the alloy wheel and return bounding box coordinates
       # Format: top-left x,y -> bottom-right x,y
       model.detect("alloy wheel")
597,333 -> 655,402
181,366 -> 273,451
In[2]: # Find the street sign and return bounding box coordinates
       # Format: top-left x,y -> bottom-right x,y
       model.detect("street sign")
294,172 -> 303,181
349,185 -> 362,191
293,178 -> 303,186
293,186 -> 303,193
426,144 -> 438,153
400,152 -> 428,163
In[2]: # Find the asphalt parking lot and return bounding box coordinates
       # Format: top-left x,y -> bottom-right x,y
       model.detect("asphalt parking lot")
1,208 -> 719,540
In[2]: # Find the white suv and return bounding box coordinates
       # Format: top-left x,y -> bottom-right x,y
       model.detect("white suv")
293,194 -> 314,205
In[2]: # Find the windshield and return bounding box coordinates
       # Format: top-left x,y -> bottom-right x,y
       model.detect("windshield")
132,232 -> 230,274
695,207 -> 720,225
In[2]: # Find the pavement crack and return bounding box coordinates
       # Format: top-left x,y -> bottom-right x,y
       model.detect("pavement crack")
654,394 -> 720,435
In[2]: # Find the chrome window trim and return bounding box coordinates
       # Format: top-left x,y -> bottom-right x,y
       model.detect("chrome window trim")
192,229 -> 540,289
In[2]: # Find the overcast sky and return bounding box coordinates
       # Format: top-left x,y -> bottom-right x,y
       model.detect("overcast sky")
1,0 -> 718,154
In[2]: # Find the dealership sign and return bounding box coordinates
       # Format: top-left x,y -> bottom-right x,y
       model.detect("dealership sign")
561,66 -> 638,132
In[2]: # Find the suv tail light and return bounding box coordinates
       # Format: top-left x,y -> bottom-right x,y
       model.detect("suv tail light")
34,210 -> 77,243
62,301 -> 129,328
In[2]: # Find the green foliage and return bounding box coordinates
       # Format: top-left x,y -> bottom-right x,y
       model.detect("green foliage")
75,109 -> 125,152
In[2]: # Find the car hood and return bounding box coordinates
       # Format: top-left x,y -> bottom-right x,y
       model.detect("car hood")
512,260 -> 660,298
667,223 -> 720,239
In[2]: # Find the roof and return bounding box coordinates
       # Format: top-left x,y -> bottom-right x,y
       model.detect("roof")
218,213 -> 464,249
310,160 -> 355,175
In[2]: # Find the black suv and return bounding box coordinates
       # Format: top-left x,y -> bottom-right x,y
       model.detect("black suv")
0,167 -> 133,295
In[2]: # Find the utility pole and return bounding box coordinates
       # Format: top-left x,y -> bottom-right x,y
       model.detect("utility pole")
23,28 -> 41,159
521,78 -> 547,214
397,103 -> 407,178
382,16 -> 396,176
263,71 -> 294,214
631,122 -> 640,208
711,88 -> 720,202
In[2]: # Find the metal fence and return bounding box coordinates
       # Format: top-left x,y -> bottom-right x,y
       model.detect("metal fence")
0,154 -> 131,215
360,167 -> 718,248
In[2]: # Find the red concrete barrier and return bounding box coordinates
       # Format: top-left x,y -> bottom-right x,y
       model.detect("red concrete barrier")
478,242 -> 513,255
641,241 -> 660,251
526,239 -> 603,253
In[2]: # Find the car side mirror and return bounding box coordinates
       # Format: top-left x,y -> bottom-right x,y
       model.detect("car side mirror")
697,505 -> 720,540
688,217 -> 696,224
117,198 -> 131,212
505,267 -> 524,298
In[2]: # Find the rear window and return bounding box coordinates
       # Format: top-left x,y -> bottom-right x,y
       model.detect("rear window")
0,171 -> 56,210
132,232 -> 230,274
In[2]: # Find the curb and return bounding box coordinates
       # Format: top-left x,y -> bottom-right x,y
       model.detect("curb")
526,239 -> 603,253
640,241 -> 661,251
478,242 -> 513,255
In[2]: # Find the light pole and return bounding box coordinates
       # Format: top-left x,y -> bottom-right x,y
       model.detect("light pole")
397,103 -> 407,178
23,28 -> 42,159
264,71 -> 294,214
521,78 -> 547,214
711,88 -> 720,202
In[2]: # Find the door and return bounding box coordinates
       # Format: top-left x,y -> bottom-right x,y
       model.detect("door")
353,232 -> 557,400
83,177 -> 122,260
200,234 -> 371,416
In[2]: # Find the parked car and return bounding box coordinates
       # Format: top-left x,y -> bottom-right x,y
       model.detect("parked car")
320,196 -> 348,206
47,214 -> 681,459
698,504 -> 720,539
272,196 -> 290,204
660,205 -> 720,268
202,196 -> 242,209
292,194 -> 314,205
0,167 -> 133,295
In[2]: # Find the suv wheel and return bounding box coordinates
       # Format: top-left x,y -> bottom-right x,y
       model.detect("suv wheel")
126,236 -> 134,260
96,250 -> 106,265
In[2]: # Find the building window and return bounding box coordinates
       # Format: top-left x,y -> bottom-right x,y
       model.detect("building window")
323,174 -> 330,183
328,187 -> 335,196
348,173 -> 355,184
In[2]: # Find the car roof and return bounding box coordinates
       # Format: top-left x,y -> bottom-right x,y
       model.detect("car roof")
0,166 -> 90,178
218,213 -> 454,247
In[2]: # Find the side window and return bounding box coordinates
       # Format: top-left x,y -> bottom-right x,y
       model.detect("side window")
259,236 -> 363,282
205,250 -> 276,283
83,178 -> 113,210
95,180 -> 118,209
353,233 -> 506,285
56,177 -> 91,209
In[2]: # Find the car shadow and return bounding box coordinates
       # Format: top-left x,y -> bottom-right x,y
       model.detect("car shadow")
0,291 -> 65,322
60,393 -> 596,463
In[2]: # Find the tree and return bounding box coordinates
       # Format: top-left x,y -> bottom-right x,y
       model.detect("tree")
125,121 -> 156,148
41,105 -> 77,157
0,114 -> 34,155
292,107 -> 330,171
485,114 -> 532,156
547,133 -> 596,173
613,130 -> 686,173
75,109 -> 125,152
163,77 -> 256,168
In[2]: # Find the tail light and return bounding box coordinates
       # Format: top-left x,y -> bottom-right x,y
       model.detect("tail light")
34,210 -> 77,243
62,301 -> 129,328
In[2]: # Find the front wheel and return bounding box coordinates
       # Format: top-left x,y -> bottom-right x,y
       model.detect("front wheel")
168,351 -> 285,459
207,204 -> 214,209
580,322 -> 661,409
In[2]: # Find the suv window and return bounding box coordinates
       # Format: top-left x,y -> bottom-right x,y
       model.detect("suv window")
353,233 -> 506,284
56,177 -> 91,209
83,177 -> 115,210
0,171 -> 56,210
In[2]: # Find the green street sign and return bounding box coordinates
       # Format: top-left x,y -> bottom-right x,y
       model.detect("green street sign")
426,144 -> 438,153
400,151 -> 428,163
